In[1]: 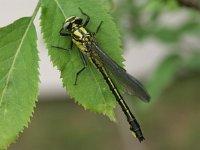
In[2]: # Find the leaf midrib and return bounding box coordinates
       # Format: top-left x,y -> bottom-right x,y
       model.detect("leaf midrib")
54,0 -> 67,18
0,19 -> 33,107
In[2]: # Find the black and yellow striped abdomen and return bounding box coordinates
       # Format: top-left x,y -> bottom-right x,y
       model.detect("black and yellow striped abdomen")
89,51 -> 145,142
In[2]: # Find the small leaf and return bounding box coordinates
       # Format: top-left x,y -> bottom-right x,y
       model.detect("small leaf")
146,53 -> 182,103
0,17 -> 39,149
184,51 -> 200,72
40,0 -> 123,120
99,0 -> 113,11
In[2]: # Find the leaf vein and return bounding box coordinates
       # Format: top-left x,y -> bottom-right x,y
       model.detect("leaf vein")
88,66 -> 107,105
0,20 -> 32,107
54,0 -> 67,18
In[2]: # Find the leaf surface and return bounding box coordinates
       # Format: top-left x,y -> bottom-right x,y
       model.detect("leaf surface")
146,53 -> 182,103
0,17 -> 39,149
40,0 -> 123,120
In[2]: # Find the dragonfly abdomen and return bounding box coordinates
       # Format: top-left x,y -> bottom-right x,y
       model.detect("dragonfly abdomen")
53,9 -> 150,142
90,55 -> 145,142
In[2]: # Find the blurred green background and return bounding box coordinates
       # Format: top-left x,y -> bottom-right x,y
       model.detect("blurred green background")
8,0 -> 200,149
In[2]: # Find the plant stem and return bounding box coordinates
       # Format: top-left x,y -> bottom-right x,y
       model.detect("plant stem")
177,0 -> 200,11
31,0 -> 41,22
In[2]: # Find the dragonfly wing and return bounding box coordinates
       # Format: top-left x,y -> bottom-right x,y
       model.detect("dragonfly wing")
90,42 -> 150,102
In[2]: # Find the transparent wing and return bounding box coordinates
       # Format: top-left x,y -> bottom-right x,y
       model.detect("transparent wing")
90,42 -> 150,102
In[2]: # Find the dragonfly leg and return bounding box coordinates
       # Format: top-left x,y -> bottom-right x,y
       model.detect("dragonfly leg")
79,7 -> 90,27
74,51 -> 87,85
52,39 -> 73,51
94,21 -> 103,35
59,28 -> 71,36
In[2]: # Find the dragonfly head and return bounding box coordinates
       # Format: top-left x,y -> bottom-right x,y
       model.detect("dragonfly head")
63,16 -> 83,32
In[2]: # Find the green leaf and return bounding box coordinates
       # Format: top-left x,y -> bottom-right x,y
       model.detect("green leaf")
0,17 -> 39,149
40,0 -> 123,120
145,0 -> 178,10
184,51 -> 200,72
99,0 -> 113,12
146,53 -> 182,104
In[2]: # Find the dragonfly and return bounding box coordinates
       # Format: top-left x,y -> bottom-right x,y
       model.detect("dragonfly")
52,8 -> 150,142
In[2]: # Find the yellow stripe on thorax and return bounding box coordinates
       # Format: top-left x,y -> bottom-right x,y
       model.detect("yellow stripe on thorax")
72,27 -> 88,53
79,27 -> 88,34
73,27 -> 89,38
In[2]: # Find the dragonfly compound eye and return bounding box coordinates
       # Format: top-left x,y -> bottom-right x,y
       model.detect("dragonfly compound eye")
63,16 -> 77,31
63,22 -> 72,31
74,17 -> 83,25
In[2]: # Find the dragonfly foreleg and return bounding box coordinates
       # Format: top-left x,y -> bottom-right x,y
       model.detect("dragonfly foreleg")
59,28 -> 71,36
79,8 -> 90,27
